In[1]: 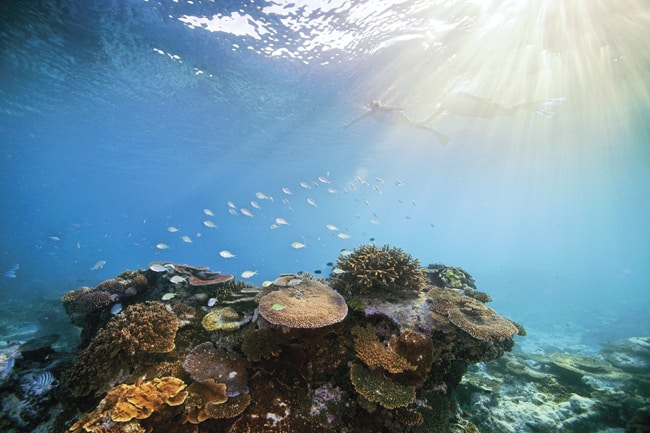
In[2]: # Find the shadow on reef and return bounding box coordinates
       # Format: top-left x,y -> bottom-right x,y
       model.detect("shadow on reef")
44,244 -> 524,433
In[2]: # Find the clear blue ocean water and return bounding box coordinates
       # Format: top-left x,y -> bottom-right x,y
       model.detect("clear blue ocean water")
1,0 -> 649,351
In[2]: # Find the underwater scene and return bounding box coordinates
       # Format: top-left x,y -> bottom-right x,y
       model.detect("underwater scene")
1,0 -> 649,432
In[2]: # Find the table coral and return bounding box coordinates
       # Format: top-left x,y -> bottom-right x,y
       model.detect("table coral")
257,277 -> 348,328
330,243 -> 427,296
428,286 -> 518,342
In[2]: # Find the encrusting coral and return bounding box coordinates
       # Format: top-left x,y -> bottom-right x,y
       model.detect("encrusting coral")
330,243 -> 427,296
349,363 -> 416,409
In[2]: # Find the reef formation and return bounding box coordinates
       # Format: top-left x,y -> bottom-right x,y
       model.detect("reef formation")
21,246 -> 526,432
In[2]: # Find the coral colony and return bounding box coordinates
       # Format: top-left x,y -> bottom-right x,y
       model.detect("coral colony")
4,244 -> 647,432
47,243 -> 520,433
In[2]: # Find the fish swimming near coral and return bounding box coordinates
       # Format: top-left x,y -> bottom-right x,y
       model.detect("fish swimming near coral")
90,260 -> 107,271
21,370 -> 58,397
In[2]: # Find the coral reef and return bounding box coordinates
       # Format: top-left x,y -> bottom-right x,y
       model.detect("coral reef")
52,257 -> 526,433
330,243 -> 427,297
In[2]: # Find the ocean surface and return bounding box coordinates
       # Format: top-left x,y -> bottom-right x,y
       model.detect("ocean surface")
0,0 -> 649,431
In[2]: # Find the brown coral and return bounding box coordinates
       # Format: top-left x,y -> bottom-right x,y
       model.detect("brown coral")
184,379 -> 251,424
68,377 -> 187,432
330,244 -> 427,296
182,342 -> 248,395
349,364 -> 416,409
258,277 -> 348,328
201,306 -> 247,331
65,302 -> 180,397
351,325 -> 415,374
62,288 -> 117,315
428,287 -> 518,342
388,331 -> 435,386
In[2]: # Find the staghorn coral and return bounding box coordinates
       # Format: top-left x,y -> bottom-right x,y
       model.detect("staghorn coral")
428,286 -> 518,342
349,363 -> 416,410
68,377 -> 187,432
330,244 -> 426,297
351,325 -> 416,374
257,277 -> 348,328
64,302 -> 179,397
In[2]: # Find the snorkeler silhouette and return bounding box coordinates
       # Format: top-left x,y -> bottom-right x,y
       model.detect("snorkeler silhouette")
424,91 -> 565,122
344,100 -> 450,145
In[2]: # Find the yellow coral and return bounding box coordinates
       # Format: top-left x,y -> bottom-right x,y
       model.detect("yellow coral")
351,325 -> 416,374
201,306 -> 243,331
349,364 -> 416,410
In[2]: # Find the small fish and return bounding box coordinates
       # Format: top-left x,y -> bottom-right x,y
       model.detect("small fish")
111,303 -> 122,315
207,297 -> 218,307
394,179 -> 403,186
255,191 -> 272,201
219,250 -> 236,258
326,224 -> 339,231
275,217 -> 289,225
227,201 -> 237,208
182,236 -> 192,243
203,209 -> 215,216
149,263 -> 169,272
340,249 -> 352,256
241,270 -> 257,279
307,198 -> 317,207
169,275 -> 186,284
3,264 -> 19,278
326,262 -> 334,267
269,224 -> 279,230
261,280 -> 273,287
161,293 -> 178,300
369,237 -> 375,242
228,208 -> 238,215
167,226 -> 179,232
76,241 -> 81,249
271,303 -> 286,311
299,181 -> 311,189
327,188 -> 338,194
291,241 -> 307,249
251,200 -> 261,209
373,185 -> 382,193
318,176 -> 330,184
282,187 -> 293,195
337,233 -> 351,239
314,270 -> 322,274
49,236 -> 60,241
288,278 -> 303,286
240,208 -> 254,218
376,177 -> 384,184
369,219 -> 380,224
156,243 -> 170,250
91,260 -> 107,271
332,268 -> 346,274
203,220 -> 217,228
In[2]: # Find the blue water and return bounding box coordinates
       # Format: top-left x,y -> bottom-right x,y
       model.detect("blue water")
1,0 -> 649,348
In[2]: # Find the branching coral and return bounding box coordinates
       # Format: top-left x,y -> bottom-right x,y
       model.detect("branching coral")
330,244 -> 426,297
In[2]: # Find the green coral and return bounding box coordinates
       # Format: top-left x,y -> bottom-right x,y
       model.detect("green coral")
330,244 -> 426,297
349,363 -> 416,409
